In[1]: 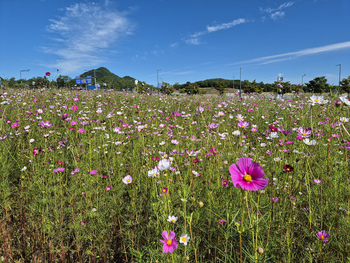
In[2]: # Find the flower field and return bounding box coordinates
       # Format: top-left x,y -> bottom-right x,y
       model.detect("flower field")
0,88 -> 349,262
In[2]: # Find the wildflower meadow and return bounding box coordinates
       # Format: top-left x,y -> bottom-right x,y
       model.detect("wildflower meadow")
0,87 -> 349,262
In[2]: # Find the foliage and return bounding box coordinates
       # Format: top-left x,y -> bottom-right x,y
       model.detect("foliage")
160,81 -> 175,95
179,82 -> 200,95
212,80 -> 227,95
340,76 -> 350,94
305,76 -> 329,94
0,88 -> 349,262
242,80 -> 263,93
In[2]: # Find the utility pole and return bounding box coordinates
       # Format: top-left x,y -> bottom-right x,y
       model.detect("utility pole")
336,64 -> 341,94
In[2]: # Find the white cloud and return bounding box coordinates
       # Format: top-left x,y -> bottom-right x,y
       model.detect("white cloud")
207,18 -> 247,32
186,18 -> 248,45
260,2 -> 294,20
41,2 -> 133,74
270,11 -> 285,20
232,41 -> 350,65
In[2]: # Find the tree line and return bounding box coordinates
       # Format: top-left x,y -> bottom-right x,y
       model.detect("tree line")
1,75 -> 349,95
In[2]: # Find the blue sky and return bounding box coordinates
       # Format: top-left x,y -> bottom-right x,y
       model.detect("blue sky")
1,0 -> 350,86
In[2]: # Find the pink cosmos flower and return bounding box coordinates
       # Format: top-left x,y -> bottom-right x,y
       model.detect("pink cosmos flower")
90,170 -> 97,175
78,128 -> 85,133
222,180 -> 229,187
313,179 -> 321,184
317,230 -> 330,242
297,127 -> 312,138
71,106 -> 78,111
229,157 -> 269,191
106,186 -> 112,191
40,121 -> 52,128
160,231 -> 178,253
11,122 -> 19,129
238,121 -> 249,129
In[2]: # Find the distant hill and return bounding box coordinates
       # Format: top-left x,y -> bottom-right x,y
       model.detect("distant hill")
80,67 -> 139,89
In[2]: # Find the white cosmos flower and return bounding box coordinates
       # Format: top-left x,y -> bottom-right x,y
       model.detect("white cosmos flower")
270,132 -> 279,138
180,233 -> 190,246
157,159 -> 172,171
232,130 -> 240,136
303,138 -> 317,145
148,167 -> 159,177
122,175 -> 133,184
339,96 -> 350,106
159,141 -> 166,145
167,215 -> 178,223
308,95 -> 327,104
340,117 -> 349,123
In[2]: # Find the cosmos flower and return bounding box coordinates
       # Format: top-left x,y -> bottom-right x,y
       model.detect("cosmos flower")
222,180 -> 229,187
297,127 -> 312,138
122,175 -> 133,184
157,159 -> 172,171
11,122 -> 19,129
229,157 -> 269,191
232,130 -> 241,136
339,96 -> 350,106
303,138 -> 317,145
33,148 -> 41,155
218,220 -> 227,225
179,233 -> 190,246
148,167 -> 159,177
317,230 -> 330,242
238,121 -> 249,128
313,179 -> 321,184
269,125 -> 278,132
162,187 -> 168,194
39,121 -> 52,128
167,215 -> 178,223
160,231 -> 178,253
308,95 -> 327,104
283,165 -> 294,173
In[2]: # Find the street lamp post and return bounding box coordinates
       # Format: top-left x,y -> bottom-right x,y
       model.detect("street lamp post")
336,64 -> 341,94
20,69 -> 30,84
302,74 -> 306,91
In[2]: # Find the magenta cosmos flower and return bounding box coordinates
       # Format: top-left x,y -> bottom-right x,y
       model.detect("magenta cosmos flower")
160,230 -> 178,253
317,230 -> 330,242
229,157 -> 269,191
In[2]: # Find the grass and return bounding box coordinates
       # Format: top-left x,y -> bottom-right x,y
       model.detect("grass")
0,87 -> 349,262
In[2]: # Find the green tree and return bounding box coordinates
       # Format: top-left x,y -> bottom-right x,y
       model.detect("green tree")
160,82 -> 174,95
340,76 -> 350,94
305,76 -> 329,93
212,80 -> 227,95
56,75 -> 72,88
180,82 -> 199,95
242,80 -> 262,93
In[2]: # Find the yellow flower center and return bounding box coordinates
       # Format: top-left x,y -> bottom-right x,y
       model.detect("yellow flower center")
321,236 -> 324,239
181,237 -> 187,242
302,133 -> 307,136
315,99 -> 319,102
243,174 -> 252,182
127,179 -> 130,183
166,239 -> 172,245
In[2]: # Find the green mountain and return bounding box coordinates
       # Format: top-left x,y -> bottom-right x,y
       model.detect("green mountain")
80,67 -> 139,89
